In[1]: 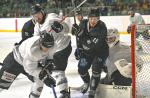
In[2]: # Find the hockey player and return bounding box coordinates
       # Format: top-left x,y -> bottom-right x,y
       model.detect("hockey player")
17,18 -> 36,45
101,28 -> 132,86
71,9 -> 84,35
0,18 -> 36,81
75,9 -> 83,25
0,31 -> 56,96
127,8 -> 146,37
72,8 -> 109,98
31,4 -> 72,98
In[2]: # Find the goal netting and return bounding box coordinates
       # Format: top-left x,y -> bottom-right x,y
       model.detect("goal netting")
130,24 -> 150,98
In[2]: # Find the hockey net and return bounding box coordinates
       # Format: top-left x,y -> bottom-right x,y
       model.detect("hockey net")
130,24 -> 150,98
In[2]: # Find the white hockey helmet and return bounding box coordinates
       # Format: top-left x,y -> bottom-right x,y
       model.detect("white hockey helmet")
107,28 -> 119,48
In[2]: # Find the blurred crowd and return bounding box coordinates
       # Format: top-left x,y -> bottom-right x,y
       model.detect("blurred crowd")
0,0 -> 150,18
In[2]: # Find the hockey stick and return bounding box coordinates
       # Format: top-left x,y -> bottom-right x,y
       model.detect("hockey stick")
48,0 -> 87,32
71,0 -> 76,24
51,85 -> 57,98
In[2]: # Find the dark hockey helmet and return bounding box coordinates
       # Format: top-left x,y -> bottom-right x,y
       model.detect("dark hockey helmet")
31,4 -> 42,15
40,30 -> 54,48
88,8 -> 100,17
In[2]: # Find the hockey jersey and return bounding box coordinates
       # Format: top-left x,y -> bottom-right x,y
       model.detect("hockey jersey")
34,13 -> 71,52
106,42 -> 131,76
13,36 -> 66,78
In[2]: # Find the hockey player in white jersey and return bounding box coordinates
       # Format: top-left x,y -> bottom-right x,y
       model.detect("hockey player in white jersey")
31,5 -> 72,98
101,28 -> 132,86
127,8 -> 147,39
0,31 -> 56,96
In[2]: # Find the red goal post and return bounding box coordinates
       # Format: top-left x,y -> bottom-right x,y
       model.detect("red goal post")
130,24 -> 150,98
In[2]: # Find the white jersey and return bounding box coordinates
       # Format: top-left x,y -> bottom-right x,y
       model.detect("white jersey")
13,36 -> 65,78
34,13 -> 71,51
106,42 -> 131,76
129,13 -> 145,25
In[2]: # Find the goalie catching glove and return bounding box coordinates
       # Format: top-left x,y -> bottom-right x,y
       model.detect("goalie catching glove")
39,59 -> 56,87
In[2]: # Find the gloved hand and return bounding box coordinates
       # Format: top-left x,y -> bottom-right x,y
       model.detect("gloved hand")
101,65 -> 108,73
71,23 -> 80,35
39,59 -> 56,87
43,75 -> 56,87
51,21 -> 63,33
39,68 -> 56,87
74,48 -> 82,60
127,26 -> 131,34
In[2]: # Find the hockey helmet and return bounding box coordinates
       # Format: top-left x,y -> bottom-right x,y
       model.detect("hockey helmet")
107,28 -> 119,48
88,8 -> 100,18
31,4 -> 42,15
40,30 -> 54,48
75,9 -> 82,15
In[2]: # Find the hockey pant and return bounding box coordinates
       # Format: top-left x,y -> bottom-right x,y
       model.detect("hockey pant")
0,52 -> 34,89
78,52 -> 108,91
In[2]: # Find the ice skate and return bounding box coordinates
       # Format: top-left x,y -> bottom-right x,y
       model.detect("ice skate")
59,90 -> 70,98
88,90 -> 95,98
81,83 -> 89,94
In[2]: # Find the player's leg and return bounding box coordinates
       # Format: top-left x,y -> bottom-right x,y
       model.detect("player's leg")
0,52 -> 22,92
53,42 -> 72,98
78,55 -> 93,94
90,51 -> 109,98
29,78 -> 44,98
22,70 -> 35,82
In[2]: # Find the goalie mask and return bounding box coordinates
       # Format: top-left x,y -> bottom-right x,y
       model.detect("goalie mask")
107,28 -> 119,48
114,59 -> 132,78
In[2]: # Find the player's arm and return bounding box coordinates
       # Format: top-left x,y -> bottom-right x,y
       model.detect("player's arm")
23,55 -> 41,78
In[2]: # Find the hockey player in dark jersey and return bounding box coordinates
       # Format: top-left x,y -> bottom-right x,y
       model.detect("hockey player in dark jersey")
72,8 -> 109,98
14,18 -> 36,46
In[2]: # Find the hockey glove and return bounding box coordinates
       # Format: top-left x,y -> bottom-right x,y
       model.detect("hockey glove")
127,26 -> 131,34
39,68 -> 56,87
74,48 -> 83,60
101,65 -> 108,73
71,23 -> 80,35
51,21 -> 63,33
